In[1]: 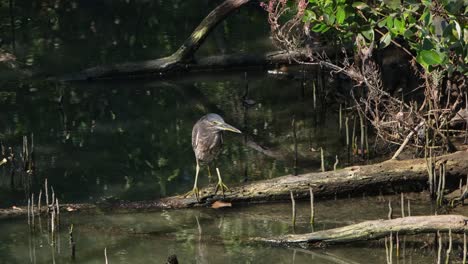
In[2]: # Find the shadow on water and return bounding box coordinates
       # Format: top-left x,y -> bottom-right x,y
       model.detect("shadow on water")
0,196 -> 440,263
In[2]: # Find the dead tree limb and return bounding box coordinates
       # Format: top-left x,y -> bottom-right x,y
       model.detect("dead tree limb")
60,0 -> 251,81
254,215 -> 468,247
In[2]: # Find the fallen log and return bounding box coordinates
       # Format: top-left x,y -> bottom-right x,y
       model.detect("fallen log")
148,150 -> 467,209
254,215 -> 468,247
59,49 -> 317,81
1,151 -> 467,219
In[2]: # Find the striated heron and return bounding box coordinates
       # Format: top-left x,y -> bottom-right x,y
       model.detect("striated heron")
186,113 -> 241,201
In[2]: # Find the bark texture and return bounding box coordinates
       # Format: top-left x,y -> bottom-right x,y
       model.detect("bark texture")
255,215 -> 468,247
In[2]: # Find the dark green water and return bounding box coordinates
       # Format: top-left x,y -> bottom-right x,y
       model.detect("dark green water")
0,1 -> 448,263
1,0 -> 347,205
0,197 -> 439,263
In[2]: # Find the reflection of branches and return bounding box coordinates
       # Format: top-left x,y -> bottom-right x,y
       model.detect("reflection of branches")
291,248 -> 363,264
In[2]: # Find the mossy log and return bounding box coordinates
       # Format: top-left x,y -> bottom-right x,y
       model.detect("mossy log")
254,215 -> 468,247
1,151 -> 467,220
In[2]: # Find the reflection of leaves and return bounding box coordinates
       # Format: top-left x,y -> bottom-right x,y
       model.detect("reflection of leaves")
167,169 -> 179,182
158,157 -> 168,167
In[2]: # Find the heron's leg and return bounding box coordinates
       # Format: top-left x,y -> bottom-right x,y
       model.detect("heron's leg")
184,160 -> 200,201
214,167 -> 230,197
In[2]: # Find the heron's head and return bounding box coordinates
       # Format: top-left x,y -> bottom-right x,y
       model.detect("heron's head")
203,113 -> 242,134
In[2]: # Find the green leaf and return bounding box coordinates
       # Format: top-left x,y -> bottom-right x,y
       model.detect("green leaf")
328,14 -> 336,25
379,32 -> 392,48
361,28 -> 374,41
336,6 -> 346,24
304,10 -> 317,22
312,23 -> 330,33
377,18 -> 387,28
417,50 -> 444,66
393,18 -> 404,34
386,17 -> 394,29
454,21 -> 461,39
352,2 -> 368,9
403,29 -> 415,38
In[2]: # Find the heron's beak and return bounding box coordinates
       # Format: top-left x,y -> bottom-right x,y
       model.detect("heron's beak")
218,123 -> 242,134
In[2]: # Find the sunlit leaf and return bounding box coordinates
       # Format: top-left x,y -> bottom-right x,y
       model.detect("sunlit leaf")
336,6 -> 346,24
454,21 -> 461,39
379,32 -> 392,48
352,2 -> 368,9
417,50 -> 444,66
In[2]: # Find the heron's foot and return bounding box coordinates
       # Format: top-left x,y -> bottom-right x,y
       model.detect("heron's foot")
184,187 -> 200,202
214,180 -> 230,197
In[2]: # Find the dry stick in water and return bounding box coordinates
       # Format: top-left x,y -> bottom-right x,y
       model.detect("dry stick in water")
333,155 -> 339,171
290,191 -> 296,229
45,178 -> 49,206
104,248 -> 108,264
309,187 -> 314,225
38,190 -> 42,214
445,229 -> 452,264
51,186 -> 55,209
345,117 -> 349,146
385,236 -> 389,264
339,104 -> 342,130
345,116 -> 350,163
400,193 -> 405,218
388,200 -> 393,220
390,232 -> 393,264
320,147 -> 325,172
385,236 -> 390,264
312,80 -> 316,109
396,232 -> 400,257
463,232 -> 467,264
31,193 -> 35,229
27,198 -> 31,227
56,198 -> 59,225
437,231 -> 442,264
69,224 -> 75,261
407,200 -> 411,217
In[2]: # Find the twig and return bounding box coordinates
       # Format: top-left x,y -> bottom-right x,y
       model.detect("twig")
104,248 -> 108,264
445,229 -> 452,264
388,200 -> 393,220
309,187 -> 315,225
391,121 -> 425,160
320,147 -> 325,172
290,191 -> 296,229
400,193 -> 405,218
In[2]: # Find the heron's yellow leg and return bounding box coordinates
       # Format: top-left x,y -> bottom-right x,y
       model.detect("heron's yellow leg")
214,167 -> 230,197
184,161 -> 200,201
